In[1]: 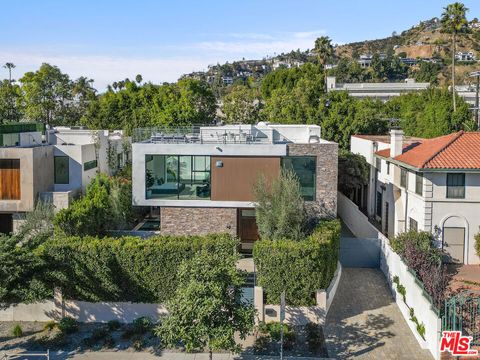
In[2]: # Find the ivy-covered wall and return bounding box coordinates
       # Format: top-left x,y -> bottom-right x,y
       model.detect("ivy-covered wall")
39,233 -> 237,303
253,219 -> 341,306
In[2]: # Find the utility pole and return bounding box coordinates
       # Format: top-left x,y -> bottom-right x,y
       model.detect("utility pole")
471,71 -> 480,129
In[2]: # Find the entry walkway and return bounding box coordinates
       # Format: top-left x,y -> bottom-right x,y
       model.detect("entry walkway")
324,268 -> 432,359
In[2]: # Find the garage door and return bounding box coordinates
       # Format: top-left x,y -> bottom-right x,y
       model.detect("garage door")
340,237 -> 380,268
443,227 -> 465,264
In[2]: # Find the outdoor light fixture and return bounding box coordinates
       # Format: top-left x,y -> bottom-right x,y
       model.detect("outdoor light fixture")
216,160 -> 223,168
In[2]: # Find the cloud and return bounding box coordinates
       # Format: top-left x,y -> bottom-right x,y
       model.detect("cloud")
0,29 -> 327,91
0,51 -> 213,90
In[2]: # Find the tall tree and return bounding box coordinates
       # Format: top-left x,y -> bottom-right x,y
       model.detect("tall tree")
313,36 -> 334,67
20,63 -> 74,125
3,63 -> 15,83
313,36 -> 334,92
222,85 -> 262,124
155,249 -> 254,360
135,74 -> 143,84
0,80 -> 23,123
441,2 -> 469,112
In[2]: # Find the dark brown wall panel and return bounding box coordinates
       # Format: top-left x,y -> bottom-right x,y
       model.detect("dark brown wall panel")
211,157 -> 280,201
0,159 -> 20,200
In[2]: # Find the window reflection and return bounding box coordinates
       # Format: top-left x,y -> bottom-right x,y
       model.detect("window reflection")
146,155 -> 210,200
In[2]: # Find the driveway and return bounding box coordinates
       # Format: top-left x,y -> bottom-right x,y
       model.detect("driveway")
324,268 -> 432,360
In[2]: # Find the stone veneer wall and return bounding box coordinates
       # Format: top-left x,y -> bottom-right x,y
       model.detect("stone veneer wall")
287,142 -> 338,219
160,207 -> 237,236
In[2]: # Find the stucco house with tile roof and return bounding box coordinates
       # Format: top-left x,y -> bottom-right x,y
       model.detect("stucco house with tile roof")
351,130 -> 480,265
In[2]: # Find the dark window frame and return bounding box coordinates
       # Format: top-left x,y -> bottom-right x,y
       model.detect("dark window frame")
409,217 -> 418,231
415,172 -> 423,196
83,159 -> 98,171
400,168 -> 408,188
446,173 -> 465,199
54,156 -> 69,184
376,191 -> 383,217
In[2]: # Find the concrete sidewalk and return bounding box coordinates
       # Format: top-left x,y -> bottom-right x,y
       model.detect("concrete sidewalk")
48,351 -> 329,360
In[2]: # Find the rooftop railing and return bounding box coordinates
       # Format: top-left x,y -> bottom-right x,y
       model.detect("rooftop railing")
132,125 -> 274,145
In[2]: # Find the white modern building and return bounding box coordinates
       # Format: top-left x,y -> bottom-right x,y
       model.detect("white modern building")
0,124 -> 129,234
455,51 -> 476,62
131,122 -> 338,252
326,76 -> 431,102
351,130 -> 480,265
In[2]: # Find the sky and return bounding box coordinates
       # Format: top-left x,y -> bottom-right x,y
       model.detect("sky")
1,0 -> 479,90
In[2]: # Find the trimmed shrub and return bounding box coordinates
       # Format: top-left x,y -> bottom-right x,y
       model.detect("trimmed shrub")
58,317 -> 78,334
12,324 -> 23,337
107,320 -> 121,331
132,316 -> 152,334
39,233 -> 238,303
305,322 -> 323,354
253,220 -> 340,306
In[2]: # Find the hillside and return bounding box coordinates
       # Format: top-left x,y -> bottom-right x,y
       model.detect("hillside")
184,17 -> 480,90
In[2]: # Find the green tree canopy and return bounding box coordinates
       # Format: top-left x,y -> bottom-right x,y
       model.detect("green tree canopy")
222,85 -> 262,124
338,150 -> 369,198
155,249 -> 254,359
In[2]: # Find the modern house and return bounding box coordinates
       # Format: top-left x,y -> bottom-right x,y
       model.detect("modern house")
0,124 -> 129,234
326,76 -> 430,102
455,51 -> 476,62
132,123 -> 338,251
351,130 -> 480,265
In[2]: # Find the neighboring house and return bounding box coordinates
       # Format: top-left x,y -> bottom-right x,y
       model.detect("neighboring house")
455,84 -> 478,107
351,130 -> 480,265
455,51 -> 476,62
0,124 -> 129,234
221,76 -> 234,85
132,122 -> 338,252
326,76 -> 430,101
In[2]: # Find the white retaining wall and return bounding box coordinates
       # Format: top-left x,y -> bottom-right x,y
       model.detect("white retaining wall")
254,261 -> 342,326
0,289 -> 167,323
337,192 -> 441,360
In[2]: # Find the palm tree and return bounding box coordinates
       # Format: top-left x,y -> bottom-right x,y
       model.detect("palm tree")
441,2 -> 469,112
313,36 -> 334,92
3,62 -> 15,83
313,36 -> 334,67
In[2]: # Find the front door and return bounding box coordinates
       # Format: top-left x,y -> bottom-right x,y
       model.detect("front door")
443,227 -> 465,264
238,209 -> 259,253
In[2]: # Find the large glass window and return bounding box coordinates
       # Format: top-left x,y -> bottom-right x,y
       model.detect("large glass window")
145,155 -> 210,200
282,156 -> 316,201
446,173 -> 465,199
54,156 -> 69,184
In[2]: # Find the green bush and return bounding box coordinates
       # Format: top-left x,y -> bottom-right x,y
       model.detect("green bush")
417,322 -> 426,340
253,220 -> 340,306
397,284 -> 406,303
58,317 -> 78,334
132,316 -> 153,334
305,322 -> 323,354
39,233 -> 237,303
107,320 -> 122,331
43,321 -> 57,331
12,324 -> 23,337
131,335 -> 145,351
54,174 -> 139,236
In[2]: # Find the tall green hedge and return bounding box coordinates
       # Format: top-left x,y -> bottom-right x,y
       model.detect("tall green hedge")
253,219 -> 341,306
38,233 -> 237,303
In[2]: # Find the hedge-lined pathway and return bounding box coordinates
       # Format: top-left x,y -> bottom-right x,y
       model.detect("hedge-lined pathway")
324,268 -> 432,359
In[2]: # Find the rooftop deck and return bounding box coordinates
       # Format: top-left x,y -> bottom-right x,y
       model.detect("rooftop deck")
133,123 -> 322,145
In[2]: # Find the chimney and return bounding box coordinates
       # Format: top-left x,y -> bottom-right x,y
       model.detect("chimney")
390,128 -> 404,158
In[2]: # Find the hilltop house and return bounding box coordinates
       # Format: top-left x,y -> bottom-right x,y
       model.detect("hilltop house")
0,124 -> 129,234
455,51 -> 476,62
351,130 -> 480,265
326,76 -> 430,102
131,122 -> 338,252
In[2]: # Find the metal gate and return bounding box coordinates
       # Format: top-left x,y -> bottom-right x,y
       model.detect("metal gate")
339,237 -> 380,268
442,291 -> 480,345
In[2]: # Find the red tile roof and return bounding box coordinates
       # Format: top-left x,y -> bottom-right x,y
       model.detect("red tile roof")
375,131 -> 480,169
